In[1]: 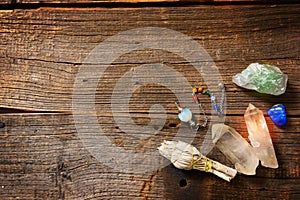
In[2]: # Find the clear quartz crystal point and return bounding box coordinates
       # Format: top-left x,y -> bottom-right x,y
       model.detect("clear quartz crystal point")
244,103 -> 278,168
212,124 -> 259,175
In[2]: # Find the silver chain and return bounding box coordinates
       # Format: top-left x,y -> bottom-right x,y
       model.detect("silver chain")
193,82 -> 226,120
197,99 -> 208,128
218,82 -> 225,115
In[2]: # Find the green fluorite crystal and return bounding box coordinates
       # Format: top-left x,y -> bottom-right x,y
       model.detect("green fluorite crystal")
232,63 -> 288,95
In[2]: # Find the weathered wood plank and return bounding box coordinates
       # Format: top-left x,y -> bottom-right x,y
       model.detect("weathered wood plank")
0,0 -> 298,4
163,164 -> 300,200
0,5 -> 299,115
0,3 -> 299,200
0,113 -> 299,199
0,113 -> 164,199
0,0 -> 9,4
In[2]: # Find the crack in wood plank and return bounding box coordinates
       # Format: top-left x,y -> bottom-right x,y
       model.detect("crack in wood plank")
140,169 -> 161,199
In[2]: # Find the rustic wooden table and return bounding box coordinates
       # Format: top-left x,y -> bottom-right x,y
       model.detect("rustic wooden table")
0,1 -> 299,199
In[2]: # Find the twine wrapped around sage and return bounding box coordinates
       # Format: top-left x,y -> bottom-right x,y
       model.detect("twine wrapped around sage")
158,140 -> 237,182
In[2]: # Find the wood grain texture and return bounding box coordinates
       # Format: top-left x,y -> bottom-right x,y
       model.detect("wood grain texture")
0,5 -> 299,114
0,0 -> 8,4
0,113 -> 164,199
0,4 -> 299,200
0,0 -> 298,5
0,113 -> 299,199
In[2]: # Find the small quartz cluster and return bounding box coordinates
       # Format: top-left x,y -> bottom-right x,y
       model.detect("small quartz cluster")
232,63 -> 288,95
212,124 -> 259,175
212,104 -> 278,175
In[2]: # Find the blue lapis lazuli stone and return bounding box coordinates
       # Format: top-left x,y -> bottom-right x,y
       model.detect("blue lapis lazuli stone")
267,104 -> 287,126
178,108 -> 192,122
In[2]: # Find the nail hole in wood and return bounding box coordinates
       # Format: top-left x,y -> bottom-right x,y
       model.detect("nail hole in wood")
168,123 -> 178,128
0,122 -> 5,128
179,179 -> 187,187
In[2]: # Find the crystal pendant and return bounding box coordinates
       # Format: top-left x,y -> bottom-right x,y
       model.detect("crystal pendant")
178,108 -> 192,122
175,103 -> 199,130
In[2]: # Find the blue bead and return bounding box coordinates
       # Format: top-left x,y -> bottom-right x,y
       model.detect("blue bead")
267,104 -> 287,126
213,105 -> 219,111
178,108 -> 192,122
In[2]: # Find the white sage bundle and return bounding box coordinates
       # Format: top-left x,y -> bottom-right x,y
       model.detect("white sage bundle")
158,140 -> 237,182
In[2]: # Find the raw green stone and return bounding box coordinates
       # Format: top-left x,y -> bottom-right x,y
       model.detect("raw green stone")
232,63 -> 288,95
